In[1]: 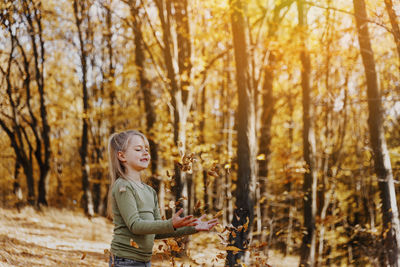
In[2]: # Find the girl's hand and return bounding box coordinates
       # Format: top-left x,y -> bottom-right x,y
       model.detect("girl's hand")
172,208 -> 197,229
194,214 -> 219,231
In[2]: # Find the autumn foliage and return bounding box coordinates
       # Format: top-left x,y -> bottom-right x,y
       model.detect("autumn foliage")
1,0 -> 400,266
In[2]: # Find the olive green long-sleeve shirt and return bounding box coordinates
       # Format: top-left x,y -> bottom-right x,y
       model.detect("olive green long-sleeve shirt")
110,178 -> 197,262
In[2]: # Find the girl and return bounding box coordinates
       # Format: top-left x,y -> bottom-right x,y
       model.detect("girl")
107,130 -> 218,267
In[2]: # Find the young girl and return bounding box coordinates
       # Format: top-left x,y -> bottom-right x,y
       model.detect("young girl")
107,130 -> 218,267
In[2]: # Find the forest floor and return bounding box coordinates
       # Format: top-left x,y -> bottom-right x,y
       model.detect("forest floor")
0,207 -> 298,267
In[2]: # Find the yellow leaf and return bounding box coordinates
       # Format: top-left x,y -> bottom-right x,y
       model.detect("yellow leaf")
225,246 -> 242,252
256,154 -> 266,160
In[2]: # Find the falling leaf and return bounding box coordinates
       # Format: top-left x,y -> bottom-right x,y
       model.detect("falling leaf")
81,252 -> 86,260
214,210 -> 223,218
216,253 -> 225,259
166,170 -> 171,177
130,239 -> 139,248
167,239 -> 181,252
256,154 -> 266,160
243,217 -> 249,231
215,224 -> 225,233
194,200 -> 201,210
225,246 -> 242,252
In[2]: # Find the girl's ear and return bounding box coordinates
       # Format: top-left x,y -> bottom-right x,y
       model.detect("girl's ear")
117,151 -> 126,162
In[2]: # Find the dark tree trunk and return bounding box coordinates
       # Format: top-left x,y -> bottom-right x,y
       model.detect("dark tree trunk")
227,0 -> 256,265
73,0 -> 94,217
0,2 -> 51,207
353,0 -> 400,265
297,1 -> 317,266
24,1 -> 51,207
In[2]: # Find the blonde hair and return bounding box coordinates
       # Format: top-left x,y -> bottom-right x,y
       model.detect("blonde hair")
107,130 -> 149,218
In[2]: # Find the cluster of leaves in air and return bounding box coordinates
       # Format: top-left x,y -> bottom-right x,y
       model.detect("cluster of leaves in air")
166,152 -> 272,266
100,151 -> 272,266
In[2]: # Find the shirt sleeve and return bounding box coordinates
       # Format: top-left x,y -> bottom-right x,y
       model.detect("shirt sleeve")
113,182 -> 175,235
152,189 -> 198,239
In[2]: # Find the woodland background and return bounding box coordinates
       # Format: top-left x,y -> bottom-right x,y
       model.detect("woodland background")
1,0 -> 400,266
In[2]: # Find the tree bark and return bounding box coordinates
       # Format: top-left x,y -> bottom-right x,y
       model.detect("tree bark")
297,1 -> 317,266
227,0 -> 256,265
353,0 -> 400,265
384,0 -> 400,66
155,0 -> 195,212
0,2 -> 51,206
73,0 -> 94,217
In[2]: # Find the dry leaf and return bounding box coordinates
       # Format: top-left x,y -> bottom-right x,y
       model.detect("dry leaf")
214,210 -> 223,218
226,246 -> 242,252
167,239 -> 181,252
243,217 -> 249,231
194,200 -> 201,210
216,253 -> 225,259
215,224 -> 225,233
130,239 -> 139,248
81,252 -> 86,260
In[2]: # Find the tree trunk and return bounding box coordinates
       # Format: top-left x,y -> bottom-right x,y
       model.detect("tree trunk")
130,2 -> 158,176
155,0 -> 194,212
0,7 -> 47,206
227,0 -> 256,265
384,0 -> 400,66
73,0 -> 94,217
353,0 -> 400,265
297,1 -> 317,266
26,2 -> 51,207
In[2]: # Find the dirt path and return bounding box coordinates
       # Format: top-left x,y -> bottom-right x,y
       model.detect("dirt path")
0,207 -> 297,267
0,207 -> 227,267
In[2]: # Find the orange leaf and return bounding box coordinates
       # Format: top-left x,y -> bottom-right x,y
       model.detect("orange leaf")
214,210 -> 223,218
195,200 -> 201,210
225,246 -> 242,252
167,239 -> 180,252
81,252 -> 86,260
130,239 -> 139,248
216,253 -> 225,259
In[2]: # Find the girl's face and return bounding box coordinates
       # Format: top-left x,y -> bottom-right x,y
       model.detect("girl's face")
118,135 -> 150,172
